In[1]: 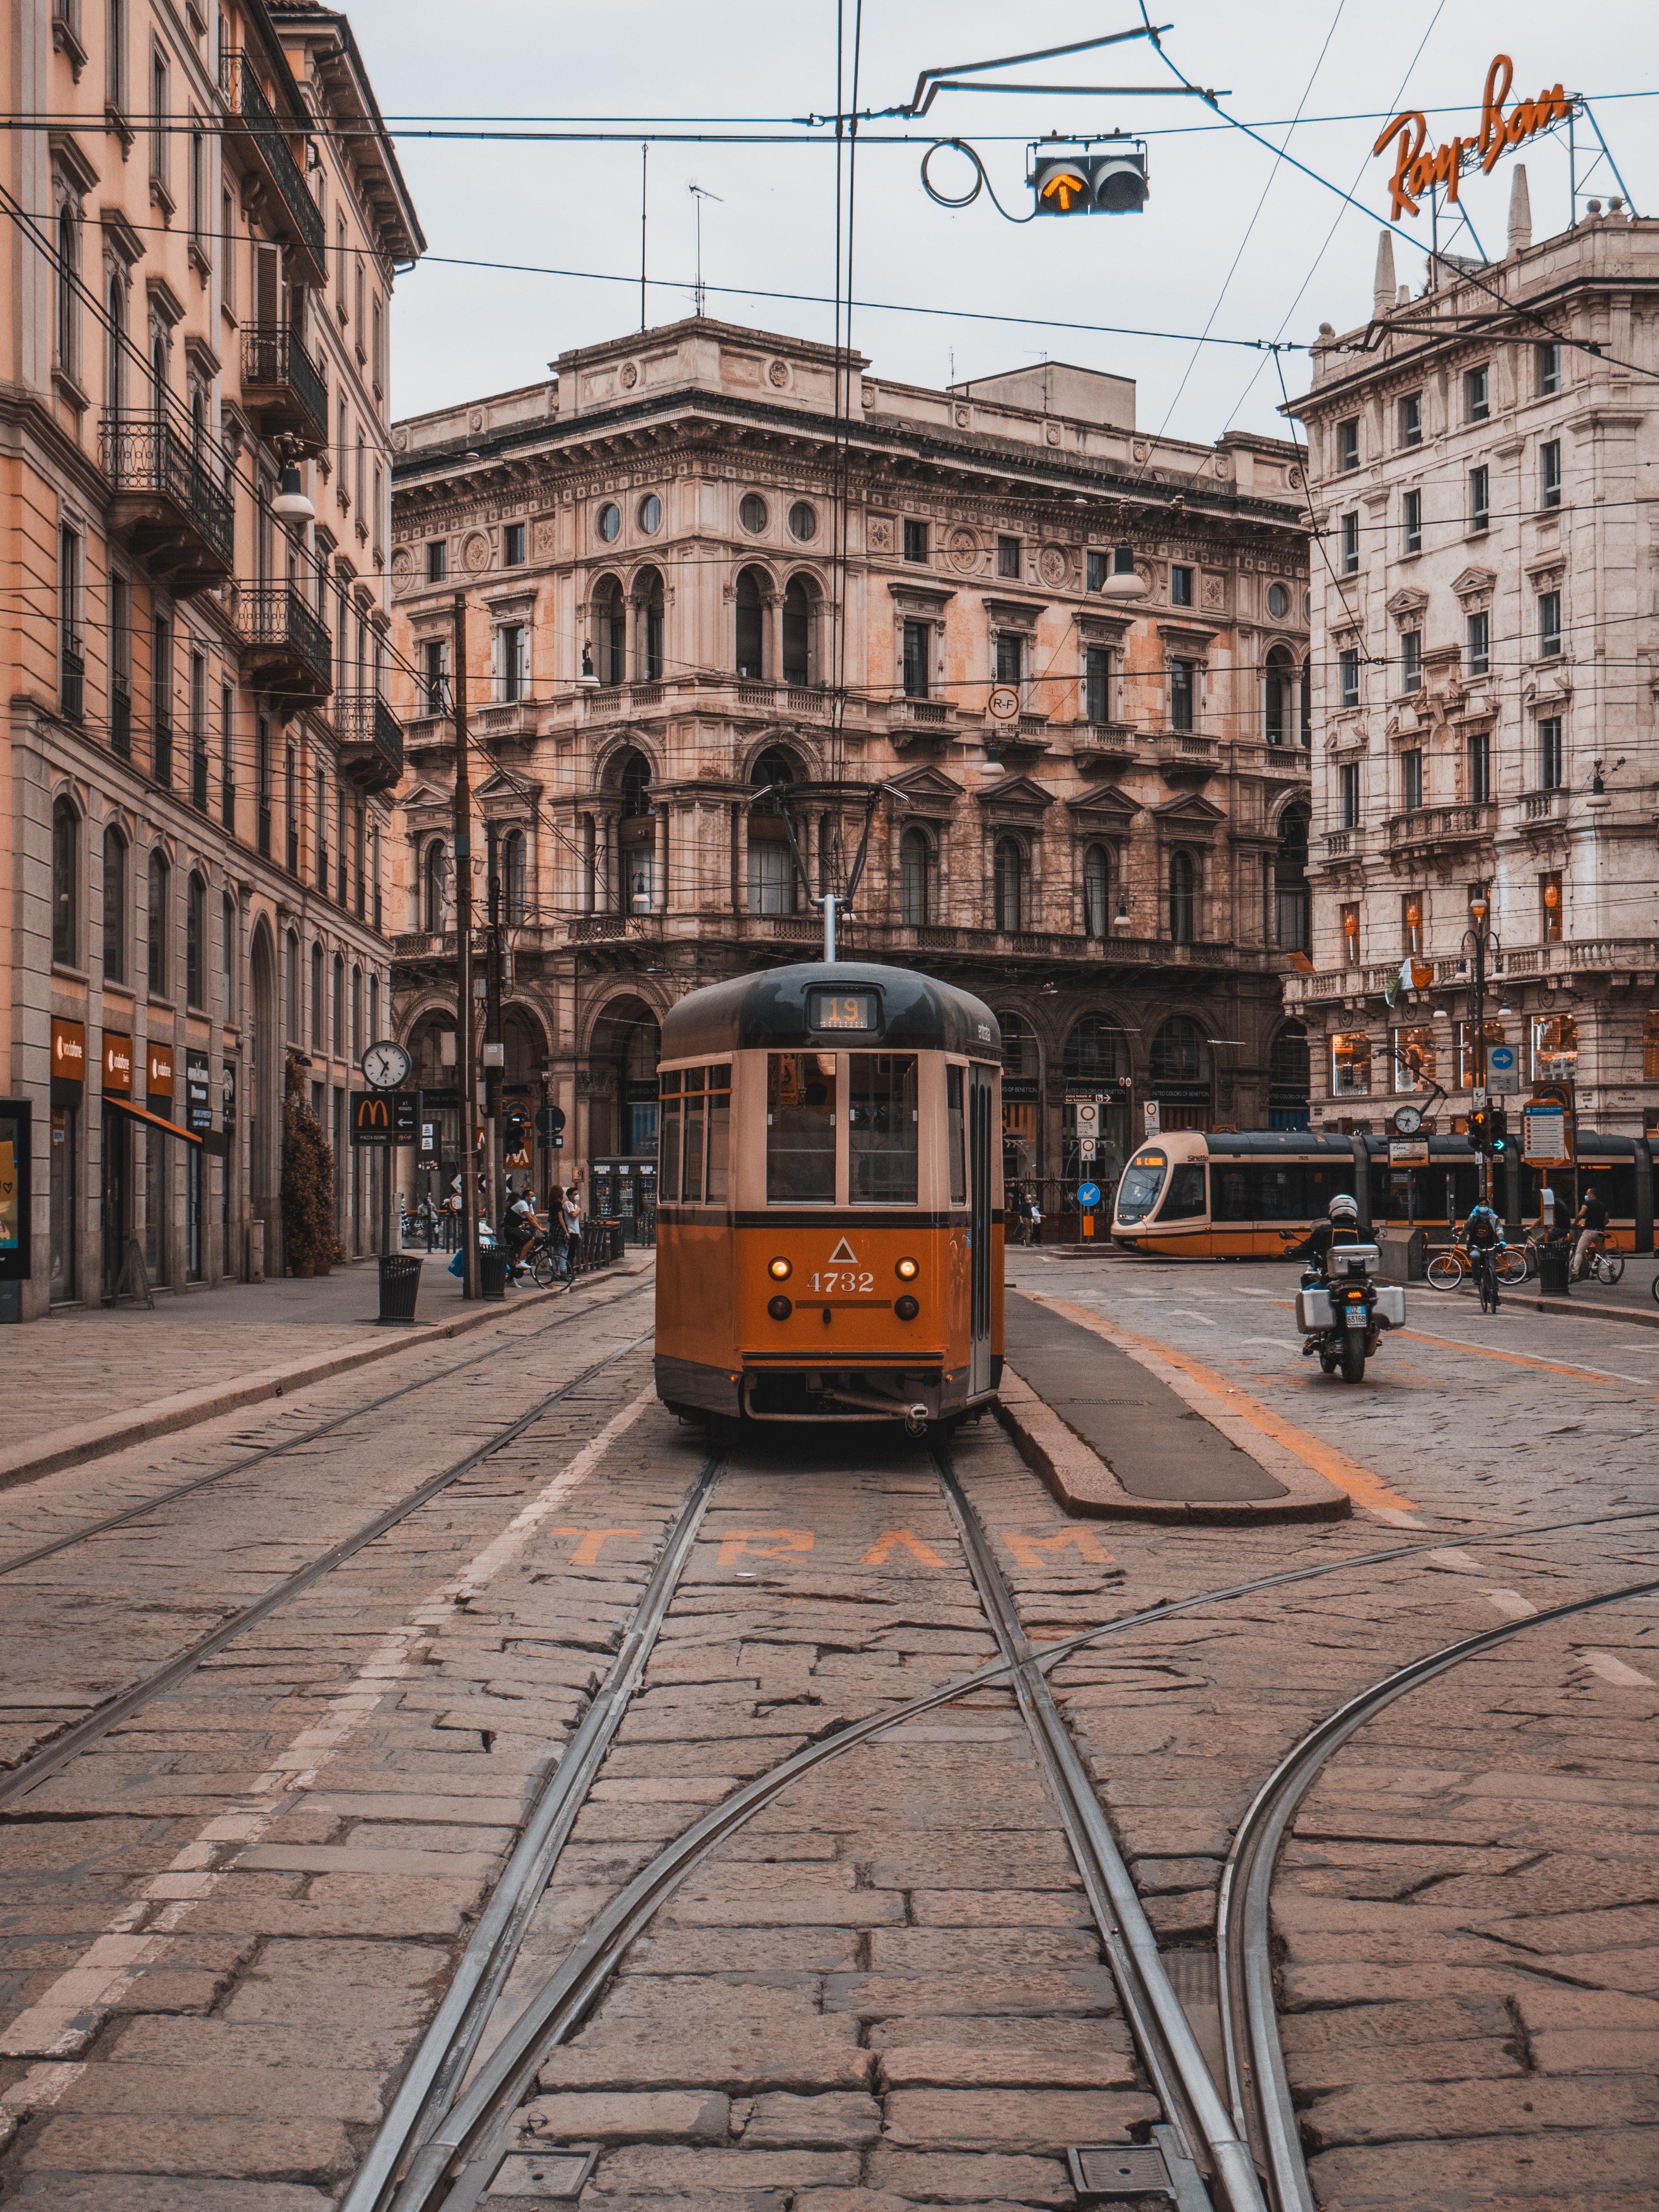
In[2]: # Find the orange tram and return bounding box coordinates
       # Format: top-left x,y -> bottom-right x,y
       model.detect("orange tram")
654,963 -> 1003,1432
1112,1128 -> 1655,1257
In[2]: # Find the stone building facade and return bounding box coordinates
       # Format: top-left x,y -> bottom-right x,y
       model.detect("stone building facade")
1,0 -> 420,1319
387,319 -> 1312,1225
1285,180 -> 1659,1141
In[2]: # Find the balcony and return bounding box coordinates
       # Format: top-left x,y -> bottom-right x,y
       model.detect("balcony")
100,416 -> 233,596
234,583 -> 332,708
1387,803 -> 1494,856
1070,720 -> 1139,768
888,696 -> 956,749
475,698 -> 540,748
333,691 -> 404,795
1151,729 -> 1219,782
240,324 -> 327,448
218,51 -> 326,282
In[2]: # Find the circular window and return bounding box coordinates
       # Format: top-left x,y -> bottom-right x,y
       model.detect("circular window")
739,492 -> 768,534
788,501 -> 817,542
1267,582 -> 1290,620
637,494 -> 661,535
596,502 -> 620,543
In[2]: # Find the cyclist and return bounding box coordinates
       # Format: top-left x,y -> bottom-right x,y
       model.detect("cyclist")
1286,1192 -> 1365,1274
1572,1186 -> 1609,1281
1463,1200 -> 1506,1313
502,1196 -> 544,1281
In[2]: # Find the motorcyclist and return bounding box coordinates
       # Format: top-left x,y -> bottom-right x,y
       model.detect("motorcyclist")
1285,1193 -> 1365,1274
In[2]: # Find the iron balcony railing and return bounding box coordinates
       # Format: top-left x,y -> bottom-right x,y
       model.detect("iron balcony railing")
241,323 -> 328,437
235,583 -> 332,694
218,51 -> 325,269
334,691 -> 405,782
99,415 -> 236,573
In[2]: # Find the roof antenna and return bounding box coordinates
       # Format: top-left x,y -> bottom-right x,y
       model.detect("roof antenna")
688,182 -> 722,317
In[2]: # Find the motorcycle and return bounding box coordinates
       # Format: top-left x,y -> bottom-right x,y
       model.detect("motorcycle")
1296,1242 -> 1406,1383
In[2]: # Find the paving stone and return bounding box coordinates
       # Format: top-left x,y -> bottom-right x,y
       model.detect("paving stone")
1306,2129 -> 1659,2204
524,2089 -> 729,2141
108,2014 -> 420,2075
906,1891 -> 1090,1927
48,2058 -> 385,2122
590,2147 -> 861,2191
737,2092 -> 882,2148
0,2182 -> 335,2210
879,2085 -> 1159,2152
824,1968 -> 1118,2017
864,2148 -> 1075,2203
865,1927 -> 1100,1974
17,2114 -> 355,2183
619,1927 -> 863,1976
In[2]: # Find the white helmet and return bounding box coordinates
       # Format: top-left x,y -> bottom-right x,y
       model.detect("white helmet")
1328,1193 -> 1359,1222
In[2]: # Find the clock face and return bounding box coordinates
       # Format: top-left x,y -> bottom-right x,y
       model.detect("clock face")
1393,1105 -> 1423,1136
362,1038 -> 411,1090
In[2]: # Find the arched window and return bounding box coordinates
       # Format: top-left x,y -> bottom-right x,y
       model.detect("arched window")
1274,806 -> 1310,952
591,575 -> 626,687
107,274 -> 125,414
735,566 -> 766,679
1264,643 -> 1296,745
1082,844 -> 1111,940
635,567 -> 664,682
423,841 -> 448,934
186,872 -> 207,1008
311,940 -> 324,1050
332,952 -> 346,1057
750,746 -> 794,816
993,838 -> 1025,933
1299,658 -> 1312,747
746,748 -> 795,913
1150,1016 -> 1209,1086
899,826 -> 931,926
1064,1015 -> 1125,1083
619,749 -> 652,817
147,847 -> 170,996
103,827 -> 128,984
999,1012 -> 1039,1078
284,926 -> 300,1042
503,828 -> 527,926
783,576 -> 815,688
1168,850 -> 1195,945
52,797 -> 78,967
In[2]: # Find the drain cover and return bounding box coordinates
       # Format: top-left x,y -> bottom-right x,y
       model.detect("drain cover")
485,2149 -> 595,2200
1070,2144 -> 1176,2198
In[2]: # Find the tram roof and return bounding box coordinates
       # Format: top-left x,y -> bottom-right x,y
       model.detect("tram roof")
660,962 -> 1001,1060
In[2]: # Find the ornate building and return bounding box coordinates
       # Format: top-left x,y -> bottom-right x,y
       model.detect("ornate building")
387,320 -> 1311,1225
2,0 -> 419,1319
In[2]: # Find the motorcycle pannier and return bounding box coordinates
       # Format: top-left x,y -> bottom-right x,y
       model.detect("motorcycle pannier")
1296,1287 -> 1336,1332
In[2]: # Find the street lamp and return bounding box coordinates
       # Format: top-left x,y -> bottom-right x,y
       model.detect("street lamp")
1460,891 -> 1502,1205
1099,541 -> 1149,603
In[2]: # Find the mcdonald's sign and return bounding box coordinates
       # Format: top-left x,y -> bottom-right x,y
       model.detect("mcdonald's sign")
351,1091 -> 395,1148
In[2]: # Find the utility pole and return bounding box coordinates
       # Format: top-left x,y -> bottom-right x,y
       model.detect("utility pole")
1467,890 -> 1492,1208
451,592 -> 480,1301
484,817 -> 504,1230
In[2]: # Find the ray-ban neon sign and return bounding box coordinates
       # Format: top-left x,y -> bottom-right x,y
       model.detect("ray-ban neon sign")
1375,56 -> 1570,221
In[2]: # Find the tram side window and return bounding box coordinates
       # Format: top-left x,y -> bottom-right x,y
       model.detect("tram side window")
659,1072 -> 681,1202
768,1053 -> 836,1202
1213,1164 -> 1314,1221
682,1073 -> 706,1203
706,1066 -> 731,1203
947,1067 -> 966,1206
849,1054 -> 919,1204
1156,1163 -> 1207,1220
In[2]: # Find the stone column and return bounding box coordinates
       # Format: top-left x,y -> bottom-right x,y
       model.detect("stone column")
655,802 -> 669,914
768,593 -> 784,687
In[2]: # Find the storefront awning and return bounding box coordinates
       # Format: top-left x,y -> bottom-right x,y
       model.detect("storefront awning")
102,1097 -> 203,1146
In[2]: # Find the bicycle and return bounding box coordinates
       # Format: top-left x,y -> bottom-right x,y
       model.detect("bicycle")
1470,1243 -> 1502,1313
1426,1240 -> 1528,1291
1580,1240 -> 1625,1287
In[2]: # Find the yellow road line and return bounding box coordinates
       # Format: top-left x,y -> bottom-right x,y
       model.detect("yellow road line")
1268,1298 -> 1656,1389
1040,1295 -> 1417,1514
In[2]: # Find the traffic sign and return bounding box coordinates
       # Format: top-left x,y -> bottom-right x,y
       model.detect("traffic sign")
1076,1181 -> 1102,1211
1079,1138 -> 1097,1161
1488,1043 -> 1519,1094
535,1106 -> 566,1144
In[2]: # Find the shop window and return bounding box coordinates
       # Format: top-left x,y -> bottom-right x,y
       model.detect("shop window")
1457,1020 -> 1507,1090
1391,1026 -> 1437,1093
1332,1030 -> 1371,1097
1530,1013 -> 1577,1081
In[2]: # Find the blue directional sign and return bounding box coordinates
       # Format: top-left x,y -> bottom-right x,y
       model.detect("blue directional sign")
1076,1182 -> 1102,1210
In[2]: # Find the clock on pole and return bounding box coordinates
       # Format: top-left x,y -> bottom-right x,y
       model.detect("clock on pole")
362,1038 -> 411,1091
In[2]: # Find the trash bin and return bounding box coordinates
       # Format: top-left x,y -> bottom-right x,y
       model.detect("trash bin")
1538,1240 -> 1571,1299
377,1253 -> 422,1326
479,1247 -> 510,1301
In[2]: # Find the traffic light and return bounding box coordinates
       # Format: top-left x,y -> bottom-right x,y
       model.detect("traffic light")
1467,1107 -> 1490,1150
1029,143 -> 1149,217
1488,1106 -> 1510,1155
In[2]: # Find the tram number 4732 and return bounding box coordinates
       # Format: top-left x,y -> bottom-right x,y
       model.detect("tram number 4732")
806,1270 -> 875,1294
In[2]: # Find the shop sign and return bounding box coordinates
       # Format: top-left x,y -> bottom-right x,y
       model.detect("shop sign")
1003,1079 -> 1041,1102
102,1032 -> 132,1096
147,1043 -> 174,1100
52,1018 -> 87,1084
221,1062 -> 237,1121
1375,56 -> 1570,221
1151,1084 -> 1211,1106
352,1091 -> 398,1148
1523,1099 -> 1571,1167
186,1051 -> 212,1135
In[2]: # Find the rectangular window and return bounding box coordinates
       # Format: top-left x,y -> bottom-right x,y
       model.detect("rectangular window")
107,0 -> 126,107
1466,610 -> 1489,677
59,523 -> 83,722
504,521 -> 526,566
1332,1030 -> 1371,1095
220,679 -> 235,830
256,715 -> 271,858
1531,1012 -> 1577,1082
1339,647 -> 1359,709
1467,365 -> 1489,422
152,614 -> 172,783
1468,728 -> 1490,805
1540,439 -> 1561,509
1540,870 -> 1563,943
1337,418 -> 1359,471
499,623 -> 526,703
1457,1019 -> 1506,1092
681,1073 -> 705,1204
1538,591 -> 1561,657
902,518 -> 928,563
1401,630 -> 1422,692
1170,659 -> 1194,733
902,619 -> 929,699
1084,647 -> 1110,725
315,768 -> 328,894
1539,716 -> 1563,790
1339,763 -> 1360,832
658,1074 -> 680,1202
1085,549 -> 1106,593
995,632 -> 1022,686
1403,748 -> 1423,811
1170,565 -> 1193,606
707,1072 -> 731,1205
1392,1026 -> 1436,1094
766,1052 -> 836,1203
1468,465 -> 1489,533
150,49 -> 168,186
221,187 -> 235,307
284,740 -> 299,875
189,117 -> 204,246
947,1065 -> 966,1207
1402,489 -> 1421,553
1400,391 -> 1422,446
189,649 -> 207,808
848,1054 -> 918,1205
1341,512 -> 1359,574
996,535 -> 1021,579
1538,341 -> 1561,396
422,638 -> 448,716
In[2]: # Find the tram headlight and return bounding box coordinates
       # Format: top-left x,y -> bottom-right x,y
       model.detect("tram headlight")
768,1294 -> 793,1321
895,1295 -> 920,1321
768,1256 -> 792,1280
895,1256 -> 919,1280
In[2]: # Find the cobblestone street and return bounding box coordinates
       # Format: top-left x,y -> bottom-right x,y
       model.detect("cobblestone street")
0,1254 -> 1654,2211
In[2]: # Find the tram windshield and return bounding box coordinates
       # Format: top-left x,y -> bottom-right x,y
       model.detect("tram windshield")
848,1054 -> 918,1205
1115,1150 -> 1167,1223
768,1053 -> 837,1201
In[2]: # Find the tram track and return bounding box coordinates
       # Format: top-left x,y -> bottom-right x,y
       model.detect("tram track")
0,1272 -> 652,1585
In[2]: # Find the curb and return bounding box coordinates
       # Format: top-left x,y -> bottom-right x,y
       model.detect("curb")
0,1257 -> 657,1496
1495,1288 -> 1659,1332
996,1362 -> 1350,1527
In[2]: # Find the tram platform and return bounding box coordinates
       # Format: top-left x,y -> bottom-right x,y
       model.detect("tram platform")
997,1287 -> 1351,1525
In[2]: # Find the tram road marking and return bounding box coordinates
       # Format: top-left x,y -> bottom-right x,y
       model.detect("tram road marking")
1034,1293 -> 1415,1514
1002,1527 -> 1115,1570
713,1528 -> 814,1568
550,1526 -> 644,1565
860,1528 -> 948,1567
0,1379 -> 658,2076
1583,1649 -> 1656,1688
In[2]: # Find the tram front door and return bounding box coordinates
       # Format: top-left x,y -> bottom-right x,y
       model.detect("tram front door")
969,1065 -> 994,1398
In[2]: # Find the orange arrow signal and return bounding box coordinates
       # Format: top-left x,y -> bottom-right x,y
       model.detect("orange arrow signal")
1039,167 -> 1089,212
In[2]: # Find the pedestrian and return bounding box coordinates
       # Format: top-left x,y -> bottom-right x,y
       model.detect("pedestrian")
1571,1185 -> 1609,1281
564,1182 -> 585,1266
1026,1188 -> 1043,1247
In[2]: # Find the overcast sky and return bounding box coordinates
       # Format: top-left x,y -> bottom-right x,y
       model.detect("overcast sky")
355,2 -> 1656,448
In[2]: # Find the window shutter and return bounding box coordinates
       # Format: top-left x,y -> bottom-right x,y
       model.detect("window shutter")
254,242 -> 280,328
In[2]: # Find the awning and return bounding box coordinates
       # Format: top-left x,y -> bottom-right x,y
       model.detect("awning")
102,1097 -> 204,1147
